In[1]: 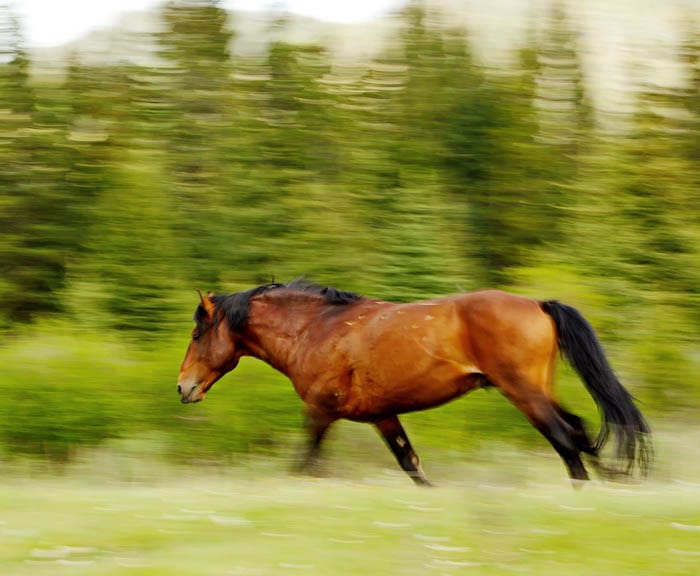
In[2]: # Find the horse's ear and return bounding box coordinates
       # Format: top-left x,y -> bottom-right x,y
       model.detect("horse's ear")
197,289 -> 215,316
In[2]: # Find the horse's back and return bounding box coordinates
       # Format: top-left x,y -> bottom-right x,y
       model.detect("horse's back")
347,289 -> 554,369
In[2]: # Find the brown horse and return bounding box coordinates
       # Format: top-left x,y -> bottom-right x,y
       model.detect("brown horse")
177,280 -> 650,485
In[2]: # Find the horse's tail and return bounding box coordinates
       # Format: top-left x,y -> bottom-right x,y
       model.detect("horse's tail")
540,300 -> 651,476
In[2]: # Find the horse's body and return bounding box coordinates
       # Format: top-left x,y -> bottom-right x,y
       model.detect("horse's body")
177,281 -> 650,484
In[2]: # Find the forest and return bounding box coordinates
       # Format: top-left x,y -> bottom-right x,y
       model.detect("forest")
0,0 -> 699,466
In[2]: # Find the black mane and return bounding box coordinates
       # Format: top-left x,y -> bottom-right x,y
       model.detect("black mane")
197,280 -> 363,331
283,279 -> 363,306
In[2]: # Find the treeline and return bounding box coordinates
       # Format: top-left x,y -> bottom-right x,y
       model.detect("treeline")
1,1 -> 699,461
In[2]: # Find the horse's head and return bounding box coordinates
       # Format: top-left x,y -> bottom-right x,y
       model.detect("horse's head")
177,290 -> 242,403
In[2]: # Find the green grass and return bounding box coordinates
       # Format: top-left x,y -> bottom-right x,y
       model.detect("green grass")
2,449 -> 699,576
1,325 -> 698,574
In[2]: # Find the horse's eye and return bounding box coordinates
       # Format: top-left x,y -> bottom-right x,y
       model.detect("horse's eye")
192,329 -> 201,341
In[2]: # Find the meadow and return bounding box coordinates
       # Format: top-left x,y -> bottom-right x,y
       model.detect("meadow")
2,432 -> 699,576
3,2 -> 700,573
2,323 -> 699,575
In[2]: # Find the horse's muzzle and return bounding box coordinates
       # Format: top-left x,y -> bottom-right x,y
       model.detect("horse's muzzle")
178,382 -> 203,403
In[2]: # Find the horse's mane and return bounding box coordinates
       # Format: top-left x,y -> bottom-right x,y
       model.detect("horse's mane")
198,280 -> 363,331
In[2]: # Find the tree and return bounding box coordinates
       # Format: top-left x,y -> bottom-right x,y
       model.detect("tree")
0,6 -> 72,325
336,4 -> 474,298
155,0 -> 235,286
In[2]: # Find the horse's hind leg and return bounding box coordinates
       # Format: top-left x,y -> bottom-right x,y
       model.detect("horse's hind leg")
505,389 -> 589,481
555,405 -> 597,456
374,416 -> 432,486
534,403 -> 589,481
555,404 -> 624,480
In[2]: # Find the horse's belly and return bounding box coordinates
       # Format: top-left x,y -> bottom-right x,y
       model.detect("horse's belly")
340,366 -> 482,421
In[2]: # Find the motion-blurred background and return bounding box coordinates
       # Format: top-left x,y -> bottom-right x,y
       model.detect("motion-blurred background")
0,0 -> 698,473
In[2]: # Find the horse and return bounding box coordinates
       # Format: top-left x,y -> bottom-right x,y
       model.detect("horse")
177,280 -> 651,485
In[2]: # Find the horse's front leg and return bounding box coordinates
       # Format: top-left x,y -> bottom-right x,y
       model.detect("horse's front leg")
374,416 -> 432,486
296,409 -> 335,476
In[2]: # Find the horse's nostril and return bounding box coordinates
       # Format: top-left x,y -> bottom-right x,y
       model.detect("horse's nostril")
177,385 -> 182,394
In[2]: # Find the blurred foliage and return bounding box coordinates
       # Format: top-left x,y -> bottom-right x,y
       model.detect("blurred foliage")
0,1 -> 699,462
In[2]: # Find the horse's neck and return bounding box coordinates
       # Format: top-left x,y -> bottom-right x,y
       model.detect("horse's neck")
241,297 -> 318,374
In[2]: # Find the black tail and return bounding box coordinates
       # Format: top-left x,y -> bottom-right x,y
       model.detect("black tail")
541,300 -> 651,477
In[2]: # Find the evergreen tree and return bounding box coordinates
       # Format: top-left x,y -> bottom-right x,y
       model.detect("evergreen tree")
342,4 -> 474,298
0,7 -> 72,324
156,0 -> 234,286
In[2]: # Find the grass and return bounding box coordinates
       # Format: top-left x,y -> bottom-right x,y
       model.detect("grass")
1,325 -> 698,574
2,441 -> 699,576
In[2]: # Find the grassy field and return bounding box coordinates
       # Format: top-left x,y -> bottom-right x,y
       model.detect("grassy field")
2,436 -> 700,576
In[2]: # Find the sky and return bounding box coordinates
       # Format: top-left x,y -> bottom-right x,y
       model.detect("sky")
14,0 -> 407,47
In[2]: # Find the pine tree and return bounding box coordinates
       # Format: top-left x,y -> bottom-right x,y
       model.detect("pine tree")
155,0 -> 234,286
0,7 -> 72,324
